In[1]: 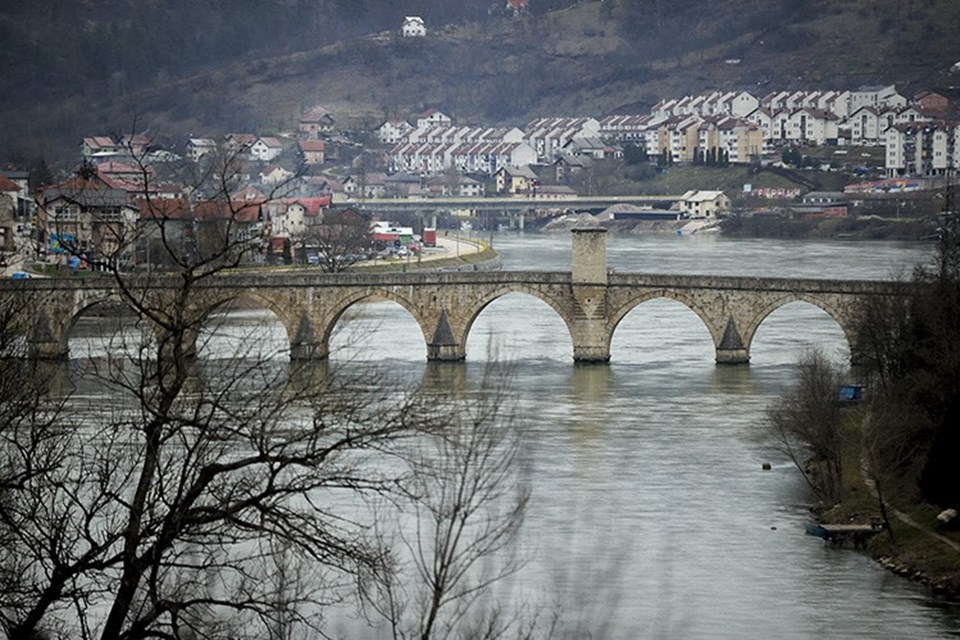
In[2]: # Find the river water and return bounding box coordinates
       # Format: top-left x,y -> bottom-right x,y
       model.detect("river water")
69,232 -> 960,638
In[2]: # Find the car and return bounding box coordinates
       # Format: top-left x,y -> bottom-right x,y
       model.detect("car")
11,271 -> 31,279
306,254 -> 320,265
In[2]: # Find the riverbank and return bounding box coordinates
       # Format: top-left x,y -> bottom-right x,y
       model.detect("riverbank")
720,213 -> 938,241
819,414 -> 960,602
531,209 -> 936,241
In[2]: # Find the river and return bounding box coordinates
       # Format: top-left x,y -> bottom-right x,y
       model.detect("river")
69,232 -> 960,638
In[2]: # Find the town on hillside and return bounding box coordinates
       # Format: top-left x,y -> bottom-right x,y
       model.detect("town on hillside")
2,83 -> 955,272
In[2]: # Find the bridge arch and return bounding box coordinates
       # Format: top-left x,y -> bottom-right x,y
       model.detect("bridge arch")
462,286 -> 575,360
609,291 -> 725,358
609,294 -> 718,363
59,291 -> 136,357
321,288 -> 432,361
196,292 -> 294,360
743,294 -> 854,362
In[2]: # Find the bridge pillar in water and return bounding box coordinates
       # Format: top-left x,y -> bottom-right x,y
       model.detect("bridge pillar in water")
715,317 -> 750,364
427,309 -> 465,361
715,347 -> 750,364
571,228 -> 611,363
290,342 -> 328,361
27,313 -> 68,360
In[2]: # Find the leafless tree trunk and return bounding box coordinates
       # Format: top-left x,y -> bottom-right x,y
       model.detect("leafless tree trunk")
1,135 -> 533,640
359,363 -> 533,640
766,348 -> 846,505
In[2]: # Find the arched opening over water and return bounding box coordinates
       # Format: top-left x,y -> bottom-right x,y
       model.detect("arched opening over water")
749,301 -> 850,371
465,292 -> 572,363
197,295 -> 289,362
67,299 -> 153,361
610,297 -> 715,370
328,298 -> 427,364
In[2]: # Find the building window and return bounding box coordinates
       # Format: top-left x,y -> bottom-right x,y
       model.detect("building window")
54,204 -> 80,221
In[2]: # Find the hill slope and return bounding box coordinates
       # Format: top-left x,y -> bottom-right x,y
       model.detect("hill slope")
2,0 -> 960,162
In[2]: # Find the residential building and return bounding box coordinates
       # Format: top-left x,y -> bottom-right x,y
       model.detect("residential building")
250,137 -> 284,162
187,138 -> 217,162
402,16 -> 426,37
415,109 -> 452,128
885,121 -> 956,177
38,178 -> 139,264
524,117 -> 601,162
377,119 -> 414,144
270,197 -> 330,238
298,140 -> 326,165
81,136 -> 119,160
259,165 -> 294,185
343,173 -> 388,199
299,106 -> 335,138
677,190 -> 731,218
495,165 -> 539,195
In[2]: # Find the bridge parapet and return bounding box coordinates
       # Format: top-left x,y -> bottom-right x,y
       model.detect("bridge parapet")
0,234 -> 910,365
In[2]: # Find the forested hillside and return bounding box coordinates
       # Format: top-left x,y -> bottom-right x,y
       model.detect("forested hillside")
2,0 -> 959,162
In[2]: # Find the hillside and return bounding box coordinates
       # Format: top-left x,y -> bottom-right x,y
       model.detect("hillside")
2,0 -> 960,163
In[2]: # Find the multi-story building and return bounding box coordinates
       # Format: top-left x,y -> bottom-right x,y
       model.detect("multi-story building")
886,121 -> 957,177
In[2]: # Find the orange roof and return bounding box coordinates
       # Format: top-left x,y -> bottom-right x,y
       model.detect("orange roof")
137,197 -> 261,223
0,175 -> 20,192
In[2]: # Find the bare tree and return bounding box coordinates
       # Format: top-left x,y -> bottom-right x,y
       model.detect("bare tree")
766,348 -> 846,505
306,207 -> 372,273
358,363 -> 532,640
0,134 -> 532,640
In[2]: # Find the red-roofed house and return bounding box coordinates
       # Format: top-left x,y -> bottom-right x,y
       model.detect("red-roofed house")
271,196 -> 331,238
299,106 -> 336,138
137,196 -> 265,266
299,139 -> 326,165
81,136 -> 119,158
97,161 -> 150,189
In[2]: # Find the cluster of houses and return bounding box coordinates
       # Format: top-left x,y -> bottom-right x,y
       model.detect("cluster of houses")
6,81 -> 960,269
374,85 -> 955,183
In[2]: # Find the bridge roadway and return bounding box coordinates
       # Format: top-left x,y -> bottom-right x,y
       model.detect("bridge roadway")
2,230 -> 903,364
346,194 -> 684,216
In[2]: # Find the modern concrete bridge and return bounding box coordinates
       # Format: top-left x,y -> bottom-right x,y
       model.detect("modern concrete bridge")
2,229 -> 904,364
349,194 -> 683,217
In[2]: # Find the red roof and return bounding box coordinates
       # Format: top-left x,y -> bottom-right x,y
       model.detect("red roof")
138,197 -> 261,223
0,175 -> 20,192
286,196 -> 331,217
299,140 -> 326,152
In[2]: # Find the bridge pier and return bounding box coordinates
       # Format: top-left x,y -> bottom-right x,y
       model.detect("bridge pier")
573,345 -> 611,364
290,342 -> 329,361
28,340 -> 69,360
715,347 -> 750,365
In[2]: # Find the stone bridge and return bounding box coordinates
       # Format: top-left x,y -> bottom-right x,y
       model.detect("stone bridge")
1,229 -> 905,364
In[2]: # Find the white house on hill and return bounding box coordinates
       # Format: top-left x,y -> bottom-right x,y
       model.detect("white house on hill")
402,16 -> 426,37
